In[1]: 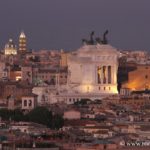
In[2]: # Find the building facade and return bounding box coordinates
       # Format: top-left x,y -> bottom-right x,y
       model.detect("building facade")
45,44 -> 120,104
67,44 -> 119,95
21,94 -> 37,110
122,65 -> 150,91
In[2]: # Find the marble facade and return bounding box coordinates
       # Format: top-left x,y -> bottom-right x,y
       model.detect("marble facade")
67,44 -> 119,95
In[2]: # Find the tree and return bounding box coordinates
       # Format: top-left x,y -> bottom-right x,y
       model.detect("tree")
0,109 -> 25,121
12,109 -> 25,121
27,107 -> 52,127
0,109 -> 12,120
0,107 -> 64,130
51,114 -> 64,129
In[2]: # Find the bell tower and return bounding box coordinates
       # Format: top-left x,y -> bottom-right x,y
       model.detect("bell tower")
19,31 -> 27,52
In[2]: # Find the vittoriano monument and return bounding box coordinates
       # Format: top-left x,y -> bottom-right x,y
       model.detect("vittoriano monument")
82,30 -> 109,45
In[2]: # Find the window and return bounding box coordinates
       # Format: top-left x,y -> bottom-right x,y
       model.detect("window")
29,100 -> 32,107
24,100 -> 27,107
109,87 -> 111,90
104,87 -> 106,90
99,87 -> 101,90
145,75 -> 148,79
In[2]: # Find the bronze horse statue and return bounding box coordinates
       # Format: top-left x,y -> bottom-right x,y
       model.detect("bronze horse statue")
82,30 -> 109,45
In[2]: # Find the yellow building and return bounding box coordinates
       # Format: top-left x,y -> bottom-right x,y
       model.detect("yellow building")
4,39 -> 17,55
122,65 -> 150,91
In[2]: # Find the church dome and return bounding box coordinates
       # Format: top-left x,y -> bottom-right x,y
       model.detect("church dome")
4,38 -> 17,55
5,39 -> 16,49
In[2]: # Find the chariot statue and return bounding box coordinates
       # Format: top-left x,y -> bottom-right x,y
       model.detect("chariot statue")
82,30 -> 109,45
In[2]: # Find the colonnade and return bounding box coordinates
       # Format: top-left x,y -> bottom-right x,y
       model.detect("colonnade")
97,65 -> 114,84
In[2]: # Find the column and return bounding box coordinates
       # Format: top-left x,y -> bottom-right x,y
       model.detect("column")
103,66 -> 106,84
100,66 -> 103,84
97,66 -> 101,84
106,66 -> 108,84
111,66 -> 114,84
113,65 -> 117,84
108,66 -> 111,84
111,65 -> 117,84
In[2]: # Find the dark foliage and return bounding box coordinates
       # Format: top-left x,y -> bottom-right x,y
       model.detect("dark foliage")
0,107 -> 64,129
74,98 -> 91,105
27,107 -> 52,128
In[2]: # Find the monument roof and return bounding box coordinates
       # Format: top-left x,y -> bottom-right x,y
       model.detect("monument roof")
76,44 -> 119,55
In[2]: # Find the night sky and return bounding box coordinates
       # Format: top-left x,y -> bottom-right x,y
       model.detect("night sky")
0,0 -> 150,51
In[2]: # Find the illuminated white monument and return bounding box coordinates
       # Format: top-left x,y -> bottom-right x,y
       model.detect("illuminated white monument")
67,43 -> 119,95
37,31 -> 120,104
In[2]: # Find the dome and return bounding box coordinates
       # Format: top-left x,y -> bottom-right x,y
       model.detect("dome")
9,39 -> 13,43
5,39 -> 16,49
4,38 -> 17,55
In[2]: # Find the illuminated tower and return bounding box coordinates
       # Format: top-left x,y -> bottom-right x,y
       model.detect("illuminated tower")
19,31 -> 27,52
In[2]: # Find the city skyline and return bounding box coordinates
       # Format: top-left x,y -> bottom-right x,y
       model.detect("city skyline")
0,0 -> 150,51
1,1 -> 150,148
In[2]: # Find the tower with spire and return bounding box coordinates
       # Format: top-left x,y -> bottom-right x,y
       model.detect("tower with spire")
19,31 -> 27,52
